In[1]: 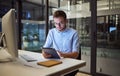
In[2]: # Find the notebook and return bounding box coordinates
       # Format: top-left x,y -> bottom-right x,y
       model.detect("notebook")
37,60 -> 62,67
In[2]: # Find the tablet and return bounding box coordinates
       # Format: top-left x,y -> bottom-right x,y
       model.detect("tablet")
42,48 -> 60,59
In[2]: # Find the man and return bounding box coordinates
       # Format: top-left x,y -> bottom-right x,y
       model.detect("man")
42,10 -> 80,76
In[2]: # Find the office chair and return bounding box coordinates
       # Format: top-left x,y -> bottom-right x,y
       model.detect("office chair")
65,46 -> 81,76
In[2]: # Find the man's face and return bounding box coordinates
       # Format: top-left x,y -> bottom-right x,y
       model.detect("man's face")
53,17 -> 67,31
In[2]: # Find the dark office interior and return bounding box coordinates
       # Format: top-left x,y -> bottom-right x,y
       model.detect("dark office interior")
0,0 -> 120,76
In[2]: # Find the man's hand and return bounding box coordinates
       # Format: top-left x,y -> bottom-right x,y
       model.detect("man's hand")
42,51 -> 52,58
57,51 -> 65,57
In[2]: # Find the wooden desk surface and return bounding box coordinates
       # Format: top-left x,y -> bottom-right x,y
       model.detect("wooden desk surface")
0,50 -> 86,76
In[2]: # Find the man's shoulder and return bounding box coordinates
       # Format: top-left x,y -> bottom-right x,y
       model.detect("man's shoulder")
49,28 -> 57,34
49,28 -> 55,31
68,28 -> 77,33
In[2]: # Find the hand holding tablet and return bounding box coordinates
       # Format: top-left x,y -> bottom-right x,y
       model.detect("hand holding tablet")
42,48 -> 60,59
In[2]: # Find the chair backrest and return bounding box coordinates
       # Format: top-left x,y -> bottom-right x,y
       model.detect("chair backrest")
77,46 -> 81,60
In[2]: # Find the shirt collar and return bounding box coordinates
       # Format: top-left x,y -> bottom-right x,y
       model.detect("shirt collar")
55,27 -> 69,33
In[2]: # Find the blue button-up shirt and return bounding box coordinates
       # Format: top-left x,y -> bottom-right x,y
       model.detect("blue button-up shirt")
43,28 -> 80,53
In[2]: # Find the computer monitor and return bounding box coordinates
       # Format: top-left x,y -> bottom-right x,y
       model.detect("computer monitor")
0,9 -> 18,61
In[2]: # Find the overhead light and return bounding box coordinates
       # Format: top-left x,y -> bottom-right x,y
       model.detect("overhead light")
60,0 -> 64,1
67,0 -> 70,11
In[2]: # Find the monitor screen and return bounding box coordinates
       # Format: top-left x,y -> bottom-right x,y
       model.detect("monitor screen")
1,9 -> 18,60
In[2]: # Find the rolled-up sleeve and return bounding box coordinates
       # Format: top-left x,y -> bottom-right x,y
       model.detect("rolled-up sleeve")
72,32 -> 80,52
43,30 -> 52,48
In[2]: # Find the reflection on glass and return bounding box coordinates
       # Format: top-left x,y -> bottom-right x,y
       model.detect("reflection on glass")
109,27 -> 116,32
21,22 -> 45,52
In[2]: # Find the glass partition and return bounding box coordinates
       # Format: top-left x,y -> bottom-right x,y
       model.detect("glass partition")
21,20 -> 45,52
96,15 -> 120,75
22,1 -> 45,21
21,1 -> 46,52
49,0 -> 120,75
96,0 -> 120,76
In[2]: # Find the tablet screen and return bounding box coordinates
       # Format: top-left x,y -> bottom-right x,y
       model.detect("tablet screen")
42,48 -> 60,59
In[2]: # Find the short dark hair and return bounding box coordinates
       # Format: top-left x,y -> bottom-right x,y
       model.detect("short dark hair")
53,10 -> 67,19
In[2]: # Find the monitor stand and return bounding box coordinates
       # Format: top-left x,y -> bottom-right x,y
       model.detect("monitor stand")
0,33 -> 13,62
0,58 -> 13,62
0,33 -> 17,62
0,47 -> 14,63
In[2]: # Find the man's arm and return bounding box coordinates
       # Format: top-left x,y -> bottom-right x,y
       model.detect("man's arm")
58,51 -> 79,59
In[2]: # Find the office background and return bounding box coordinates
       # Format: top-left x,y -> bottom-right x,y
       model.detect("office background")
0,0 -> 120,76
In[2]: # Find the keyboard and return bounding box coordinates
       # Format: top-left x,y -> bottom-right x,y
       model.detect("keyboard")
20,54 -> 37,62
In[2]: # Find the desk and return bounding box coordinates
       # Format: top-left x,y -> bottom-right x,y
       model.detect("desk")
0,50 -> 86,76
